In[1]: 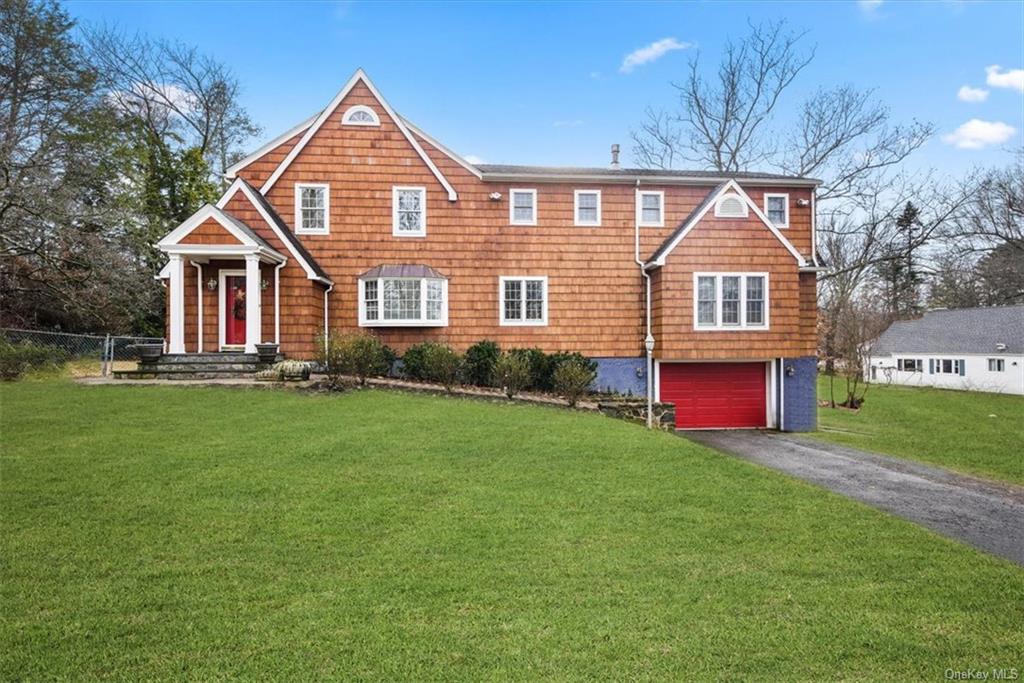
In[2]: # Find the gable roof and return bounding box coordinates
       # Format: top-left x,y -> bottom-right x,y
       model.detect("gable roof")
224,114 -> 317,180
259,69 -> 458,201
644,179 -> 807,268
477,165 -> 820,186
217,178 -> 332,284
872,305 -> 1024,355
156,203 -> 282,259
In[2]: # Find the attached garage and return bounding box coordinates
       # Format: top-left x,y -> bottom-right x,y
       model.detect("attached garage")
659,362 -> 769,429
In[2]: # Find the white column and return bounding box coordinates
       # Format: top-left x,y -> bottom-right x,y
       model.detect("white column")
168,254 -> 185,354
244,254 -> 261,353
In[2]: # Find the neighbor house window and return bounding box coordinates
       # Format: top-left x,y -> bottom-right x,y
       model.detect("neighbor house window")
574,190 -> 601,226
500,276 -> 547,326
936,359 -> 962,375
359,276 -> 447,326
510,189 -> 537,225
295,183 -> 329,234
897,358 -> 922,373
393,186 -> 426,237
764,193 -> 789,228
342,105 -> 380,126
637,190 -> 664,227
988,358 -> 1005,372
693,273 -> 768,330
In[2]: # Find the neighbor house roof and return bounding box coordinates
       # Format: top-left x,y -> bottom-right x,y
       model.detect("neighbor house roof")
872,305 -> 1024,355
476,164 -> 821,186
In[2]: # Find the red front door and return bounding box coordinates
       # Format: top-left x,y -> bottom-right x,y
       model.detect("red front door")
660,362 -> 768,429
224,276 -> 246,347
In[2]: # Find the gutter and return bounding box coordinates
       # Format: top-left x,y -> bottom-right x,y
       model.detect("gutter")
481,172 -> 822,187
323,282 -> 334,351
634,180 -> 655,430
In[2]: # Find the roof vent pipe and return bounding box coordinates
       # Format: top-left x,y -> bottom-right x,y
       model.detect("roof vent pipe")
610,144 -> 620,170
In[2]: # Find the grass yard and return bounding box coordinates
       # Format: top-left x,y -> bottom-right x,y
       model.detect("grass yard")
814,376 -> 1024,486
2,381 -> 1022,680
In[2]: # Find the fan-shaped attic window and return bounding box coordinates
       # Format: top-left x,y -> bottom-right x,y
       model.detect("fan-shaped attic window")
714,193 -> 748,218
342,105 -> 380,127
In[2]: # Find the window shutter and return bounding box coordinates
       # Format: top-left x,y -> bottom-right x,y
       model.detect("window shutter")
959,359 -> 966,376
929,359 -> 934,374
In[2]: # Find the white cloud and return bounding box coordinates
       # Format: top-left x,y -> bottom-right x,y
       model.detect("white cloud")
858,0 -> 883,16
463,154 -> 485,165
619,38 -> 691,74
553,120 -> 584,128
941,119 -> 1016,149
957,85 -> 989,103
985,65 -> 1024,92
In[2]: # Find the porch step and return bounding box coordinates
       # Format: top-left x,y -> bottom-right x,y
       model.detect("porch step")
116,351 -> 283,380
160,353 -> 259,363
113,368 -> 262,380
134,362 -> 264,372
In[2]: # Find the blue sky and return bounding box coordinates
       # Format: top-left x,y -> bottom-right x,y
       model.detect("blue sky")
67,0 -> 1023,178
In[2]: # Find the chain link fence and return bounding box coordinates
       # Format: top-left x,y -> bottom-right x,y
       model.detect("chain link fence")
1,328 -> 164,377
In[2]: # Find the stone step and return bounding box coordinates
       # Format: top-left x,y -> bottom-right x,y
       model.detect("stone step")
114,368 -> 260,380
158,353 -> 259,363
137,362 -> 263,372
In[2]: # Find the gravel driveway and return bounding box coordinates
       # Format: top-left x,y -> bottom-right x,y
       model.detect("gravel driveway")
684,430 -> 1024,566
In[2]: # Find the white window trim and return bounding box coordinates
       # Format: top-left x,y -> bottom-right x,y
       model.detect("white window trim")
764,192 -> 790,229
692,272 -> 770,331
499,275 -> 549,327
936,358 -> 962,375
714,192 -> 749,218
636,190 -> 664,227
358,277 -> 448,327
988,358 -> 1005,372
897,358 -> 923,373
574,189 -> 602,227
509,188 -> 537,226
341,104 -> 380,126
294,183 -> 330,234
392,186 -> 427,237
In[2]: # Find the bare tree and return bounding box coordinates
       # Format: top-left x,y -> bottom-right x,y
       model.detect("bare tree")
950,154 -> 1024,253
85,26 -> 260,183
631,20 -> 813,172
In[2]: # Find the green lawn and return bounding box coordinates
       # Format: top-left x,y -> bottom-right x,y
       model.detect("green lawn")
814,376 -> 1024,485
2,381 -> 1022,680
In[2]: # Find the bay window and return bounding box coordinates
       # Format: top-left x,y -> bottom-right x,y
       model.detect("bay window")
693,273 -> 769,330
359,274 -> 447,326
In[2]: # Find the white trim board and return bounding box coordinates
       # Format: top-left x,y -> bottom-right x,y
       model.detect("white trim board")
645,179 -> 806,269
401,117 -> 483,179
260,69 -> 458,201
224,115 -> 316,179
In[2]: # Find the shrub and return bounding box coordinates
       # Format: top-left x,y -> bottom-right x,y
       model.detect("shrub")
492,352 -> 531,399
462,340 -> 500,386
508,347 -> 551,391
339,333 -> 391,386
314,333 -> 345,388
400,341 -> 448,381
423,344 -> 462,391
552,358 -> 597,407
548,352 -> 597,377
0,338 -> 65,381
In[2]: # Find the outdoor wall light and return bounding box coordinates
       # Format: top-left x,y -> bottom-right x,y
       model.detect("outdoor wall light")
206,279 -> 217,291
635,366 -> 644,379
488,192 -> 502,201
785,364 -> 796,377
260,279 -> 269,290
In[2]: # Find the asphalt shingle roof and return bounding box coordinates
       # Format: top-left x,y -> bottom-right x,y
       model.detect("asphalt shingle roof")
476,164 -> 819,184
646,181 -> 729,265
872,305 -> 1024,355
238,178 -> 330,281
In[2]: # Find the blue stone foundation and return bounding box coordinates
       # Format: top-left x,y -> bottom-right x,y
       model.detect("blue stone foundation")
592,357 -> 647,397
780,356 -> 817,432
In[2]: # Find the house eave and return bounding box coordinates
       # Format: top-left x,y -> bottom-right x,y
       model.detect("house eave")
479,172 -> 822,187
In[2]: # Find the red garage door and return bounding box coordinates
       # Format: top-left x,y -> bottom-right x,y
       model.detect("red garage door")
660,362 -> 767,429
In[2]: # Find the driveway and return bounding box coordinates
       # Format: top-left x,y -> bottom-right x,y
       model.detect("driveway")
684,430 -> 1024,566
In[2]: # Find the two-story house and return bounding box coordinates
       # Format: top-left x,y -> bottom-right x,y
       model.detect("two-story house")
155,70 -> 822,431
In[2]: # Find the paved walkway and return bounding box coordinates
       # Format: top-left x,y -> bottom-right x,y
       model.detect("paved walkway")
684,430 -> 1024,566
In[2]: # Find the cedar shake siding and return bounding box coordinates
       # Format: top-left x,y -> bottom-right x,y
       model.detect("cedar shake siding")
161,70 -> 819,375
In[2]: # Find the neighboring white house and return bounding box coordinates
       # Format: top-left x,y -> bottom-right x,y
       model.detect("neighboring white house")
866,305 -> 1024,395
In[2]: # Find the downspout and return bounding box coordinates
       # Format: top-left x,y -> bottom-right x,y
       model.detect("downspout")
190,260 -> 203,352
323,282 -> 334,353
274,260 -> 287,345
634,180 -> 655,429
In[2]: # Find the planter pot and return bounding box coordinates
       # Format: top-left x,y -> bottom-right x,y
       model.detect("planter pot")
132,343 -> 164,364
255,343 -> 279,364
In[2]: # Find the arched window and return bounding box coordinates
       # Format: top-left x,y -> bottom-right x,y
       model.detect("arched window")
342,105 -> 380,126
714,193 -> 748,218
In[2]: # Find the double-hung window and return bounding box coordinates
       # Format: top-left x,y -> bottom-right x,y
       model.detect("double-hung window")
295,183 -> 329,234
500,276 -> 547,326
393,186 -> 426,236
764,193 -> 789,228
510,189 -> 537,226
988,358 -> 1005,372
694,273 -> 769,330
359,276 -> 447,326
637,190 -> 664,227
937,359 -> 961,375
574,190 -> 601,226
897,358 -> 922,373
